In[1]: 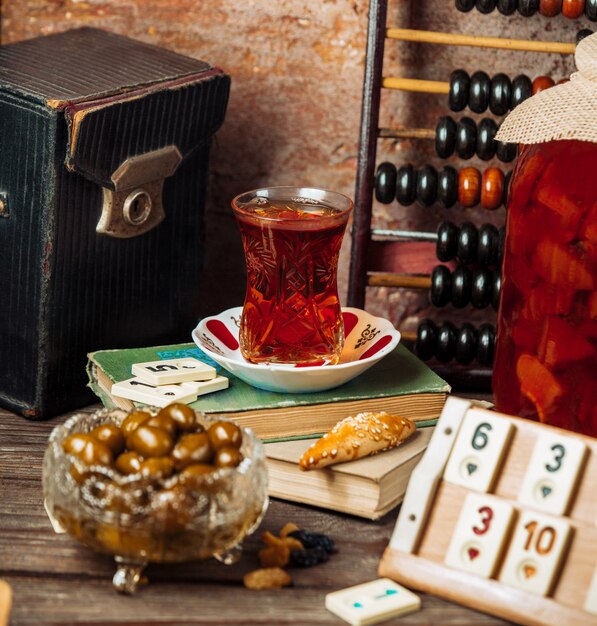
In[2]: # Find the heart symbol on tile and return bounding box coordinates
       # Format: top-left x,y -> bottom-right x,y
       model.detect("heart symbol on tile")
468,547 -> 480,561
466,463 -> 478,475
541,486 -> 552,498
523,564 -> 537,579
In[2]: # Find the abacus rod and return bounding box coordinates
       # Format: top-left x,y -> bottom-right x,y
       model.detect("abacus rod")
401,330 -> 416,343
371,228 -> 436,241
368,273 -> 431,289
379,127 -> 435,139
385,28 -> 576,54
382,77 -> 450,94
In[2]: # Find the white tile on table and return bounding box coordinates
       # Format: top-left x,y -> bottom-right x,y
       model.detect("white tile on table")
132,358 -> 216,385
180,376 -> 229,396
111,377 -> 197,407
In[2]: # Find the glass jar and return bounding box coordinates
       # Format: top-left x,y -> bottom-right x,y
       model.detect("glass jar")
493,140 -> 597,435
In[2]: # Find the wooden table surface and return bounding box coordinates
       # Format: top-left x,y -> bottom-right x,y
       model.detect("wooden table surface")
0,404 -> 513,626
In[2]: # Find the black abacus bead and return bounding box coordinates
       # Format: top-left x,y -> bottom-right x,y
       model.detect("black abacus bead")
430,265 -> 452,307
455,323 -> 478,365
436,220 -> 459,262
457,222 -> 479,265
497,0 -> 518,14
577,29 -> 594,45
492,273 -> 502,310
436,322 -> 457,363
456,117 -> 477,160
451,266 -> 473,308
477,118 -> 498,161
477,324 -> 496,366
469,71 -> 491,114
489,74 -> 512,116
471,268 -> 493,309
587,0 -> 597,21
417,165 -> 438,207
396,164 -> 418,205
477,223 -> 499,266
518,0 -> 539,15
476,0 -> 497,12
374,162 -> 397,204
449,70 -> 471,112
416,319 -> 438,361
511,74 -> 532,109
456,0 -> 476,10
496,140 -> 517,163
435,116 -> 458,159
438,166 -> 459,209
497,226 -> 506,265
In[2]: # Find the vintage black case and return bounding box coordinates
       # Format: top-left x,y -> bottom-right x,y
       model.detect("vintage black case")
0,28 -> 230,419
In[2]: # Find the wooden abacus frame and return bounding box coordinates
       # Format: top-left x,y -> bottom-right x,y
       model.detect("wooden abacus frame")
378,397 -> 597,626
347,0 -> 578,388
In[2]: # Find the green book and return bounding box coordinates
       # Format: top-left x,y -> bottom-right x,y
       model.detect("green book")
87,343 -> 450,441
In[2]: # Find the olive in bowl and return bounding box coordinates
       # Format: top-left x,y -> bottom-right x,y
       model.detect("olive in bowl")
43,405 -> 268,594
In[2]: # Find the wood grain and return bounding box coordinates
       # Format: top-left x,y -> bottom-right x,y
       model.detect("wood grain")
0,404 -> 515,625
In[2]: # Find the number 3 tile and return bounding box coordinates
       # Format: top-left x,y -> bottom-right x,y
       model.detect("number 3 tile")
518,432 -> 587,516
445,493 -> 515,579
443,409 -> 514,493
498,509 -> 572,596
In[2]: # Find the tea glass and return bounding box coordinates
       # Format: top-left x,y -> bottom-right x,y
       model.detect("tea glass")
231,187 -> 353,365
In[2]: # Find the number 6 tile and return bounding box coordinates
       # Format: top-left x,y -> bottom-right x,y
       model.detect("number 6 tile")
518,431 -> 587,516
445,493 -> 515,579
443,409 -> 514,493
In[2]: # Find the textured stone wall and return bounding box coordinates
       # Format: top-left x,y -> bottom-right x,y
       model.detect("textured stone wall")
0,1 -> 585,334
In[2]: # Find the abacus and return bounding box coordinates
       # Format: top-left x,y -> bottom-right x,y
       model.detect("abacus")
347,1 -> 581,389
379,396 -> 597,626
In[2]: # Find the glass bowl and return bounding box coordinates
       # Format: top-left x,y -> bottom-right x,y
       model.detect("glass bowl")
42,407 -> 268,593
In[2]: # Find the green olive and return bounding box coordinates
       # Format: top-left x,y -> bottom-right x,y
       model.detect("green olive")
153,486 -> 193,534
121,410 -> 152,437
172,432 -> 213,470
126,425 -> 174,458
145,414 -> 178,438
139,457 -> 174,479
114,451 -> 144,475
157,403 -> 197,432
207,421 -> 242,450
63,433 -> 95,456
69,437 -> 114,467
91,423 -> 125,455
214,446 -> 243,468
181,463 -> 216,477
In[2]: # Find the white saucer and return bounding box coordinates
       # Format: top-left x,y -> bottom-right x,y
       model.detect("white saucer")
191,307 -> 401,393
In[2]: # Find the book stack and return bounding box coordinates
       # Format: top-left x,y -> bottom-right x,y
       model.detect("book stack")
87,342 -> 450,518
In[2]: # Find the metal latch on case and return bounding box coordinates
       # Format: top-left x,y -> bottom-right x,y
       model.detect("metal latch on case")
96,145 -> 182,238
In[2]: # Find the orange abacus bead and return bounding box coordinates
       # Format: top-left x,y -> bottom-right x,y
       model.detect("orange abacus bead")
539,0 -> 563,14
562,0 -> 585,17
458,167 -> 481,208
532,76 -> 555,95
481,168 -> 505,211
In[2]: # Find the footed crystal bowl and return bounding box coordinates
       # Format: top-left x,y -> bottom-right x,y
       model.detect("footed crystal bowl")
42,408 -> 268,594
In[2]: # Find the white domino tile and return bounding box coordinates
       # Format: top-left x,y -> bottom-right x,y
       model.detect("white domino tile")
132,358 -> 216,385
445,493 -> 515,579
325,578 -> 421,626
498,509 -> 571,596
180,376 -> 229,396
518,431 -> 587,516
443,408 -> 514,493
111,377 -> 197,407
584,565 -> 597,615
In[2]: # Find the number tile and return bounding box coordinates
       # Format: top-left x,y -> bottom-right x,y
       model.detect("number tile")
445,493 -> 515,579
518,431 -> 587,516
111,377 -> 197,407
584,565 -> 597,615
325,578 -> 421,626
498,509 -> 572,596
443,408 -> 514,493
180,376 -> 229,396
132,358 -> 216,385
